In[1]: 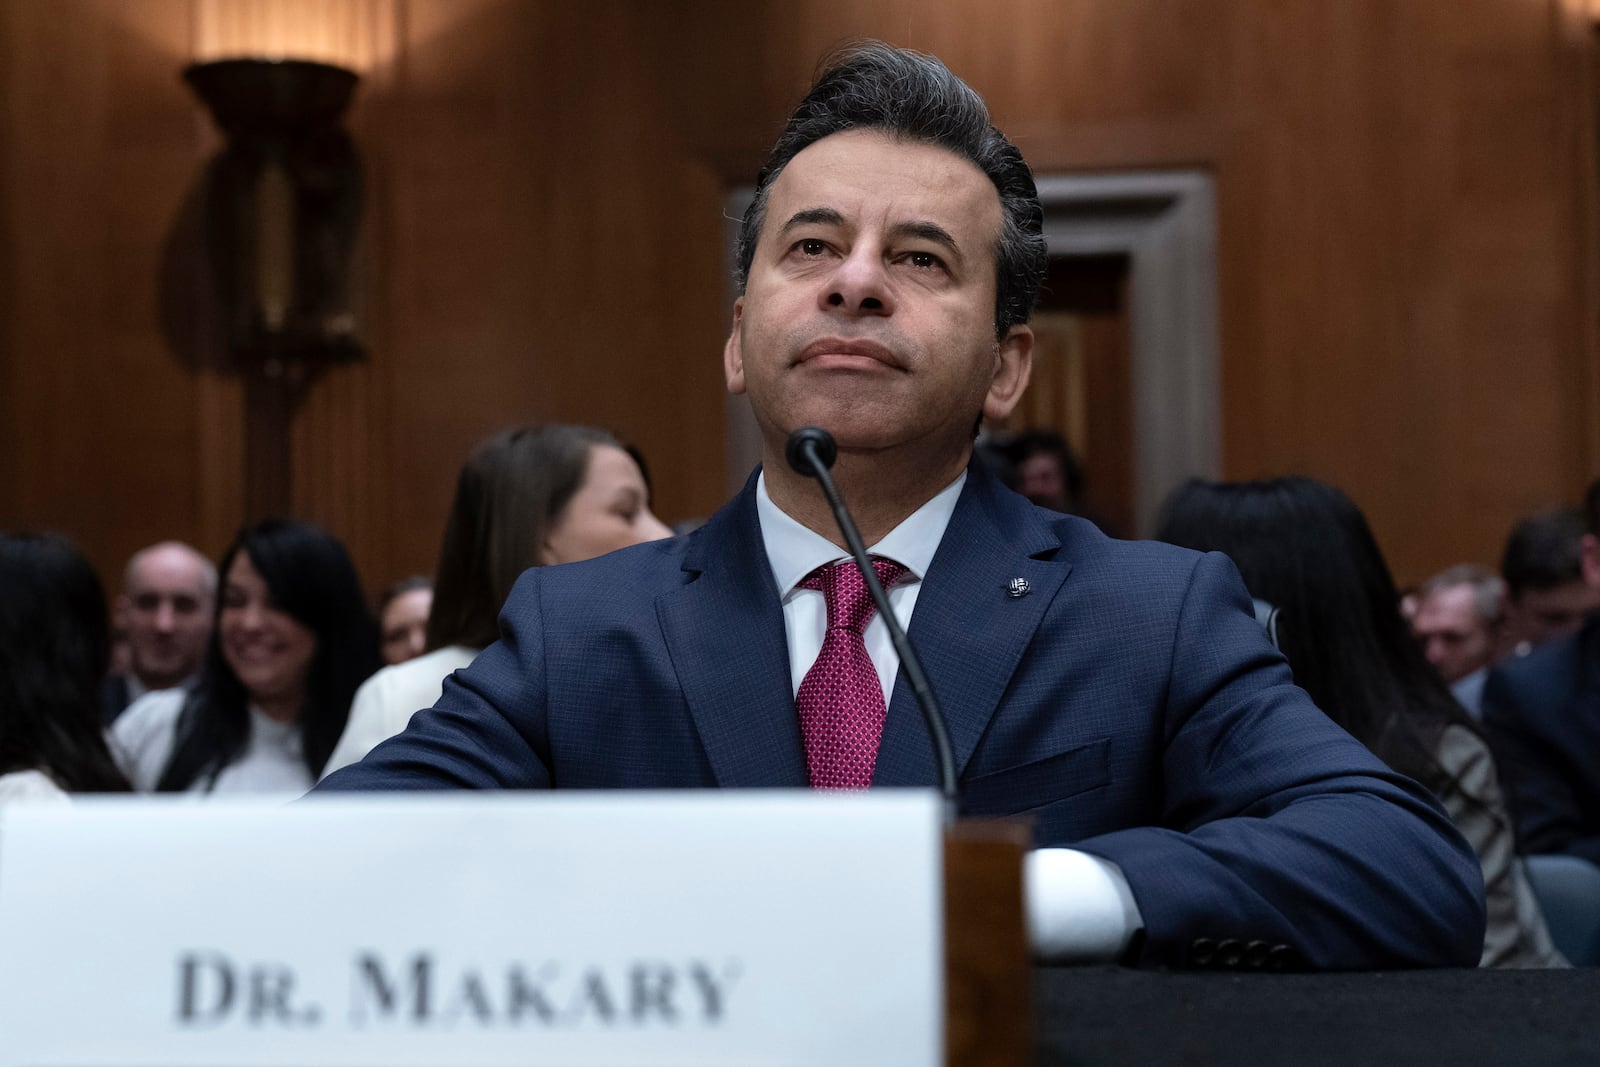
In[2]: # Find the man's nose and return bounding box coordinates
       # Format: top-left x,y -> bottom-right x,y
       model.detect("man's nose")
154,602 -> 177,631
823,247 -> 893,316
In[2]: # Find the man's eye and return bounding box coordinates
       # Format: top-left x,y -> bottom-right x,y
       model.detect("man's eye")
797,239 -> 827,255
908,251 -> 941,269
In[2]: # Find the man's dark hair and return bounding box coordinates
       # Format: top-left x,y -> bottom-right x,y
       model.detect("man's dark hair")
1500,507 -> 1587,600
734,41 -> 1047,341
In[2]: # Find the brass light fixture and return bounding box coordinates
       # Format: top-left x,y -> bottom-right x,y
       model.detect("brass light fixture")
183,57 -> 363,519
184,57 -> 363,378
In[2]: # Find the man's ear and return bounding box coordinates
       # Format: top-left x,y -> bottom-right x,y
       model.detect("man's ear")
982,324 -> 1034,423
723,297 -> 747,396
1581,533 -> 1600,590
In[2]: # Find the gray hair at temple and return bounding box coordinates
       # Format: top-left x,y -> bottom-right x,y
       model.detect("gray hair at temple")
733,41 -> 1048,341
1419,563 -> 1505,625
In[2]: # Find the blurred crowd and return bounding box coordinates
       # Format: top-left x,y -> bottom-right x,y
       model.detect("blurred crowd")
4,424 -> 1598,967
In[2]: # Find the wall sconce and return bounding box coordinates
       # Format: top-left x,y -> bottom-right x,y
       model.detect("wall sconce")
184,57 -> 363,380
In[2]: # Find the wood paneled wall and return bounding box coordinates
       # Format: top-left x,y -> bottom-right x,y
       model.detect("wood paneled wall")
1,0 -> 1595,595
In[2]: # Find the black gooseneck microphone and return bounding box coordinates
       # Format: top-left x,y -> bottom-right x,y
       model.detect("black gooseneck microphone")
785,426 -> 960,819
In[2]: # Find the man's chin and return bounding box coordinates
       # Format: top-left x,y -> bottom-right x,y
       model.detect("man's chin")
770,423 -> 894,456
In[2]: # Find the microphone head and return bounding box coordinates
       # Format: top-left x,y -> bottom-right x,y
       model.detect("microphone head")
785,426 -> 837,476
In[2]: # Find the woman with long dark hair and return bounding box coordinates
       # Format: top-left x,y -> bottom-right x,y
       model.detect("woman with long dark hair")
1157,476 -> 1565,967
0,533 -> 129,800
322,424 -> 670,775
111,520 -> 379,794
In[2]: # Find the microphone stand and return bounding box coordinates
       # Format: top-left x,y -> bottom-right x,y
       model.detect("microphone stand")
785,427 -> 960,824
786,429 -> 1031,1062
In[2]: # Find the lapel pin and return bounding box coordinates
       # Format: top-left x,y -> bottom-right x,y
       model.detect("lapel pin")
1007,577 -> 1030,598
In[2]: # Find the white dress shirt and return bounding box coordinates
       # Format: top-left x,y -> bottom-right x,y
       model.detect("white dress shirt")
321,645 -> 480,779
110,688 -> 312,796
754,471 -> 1143,962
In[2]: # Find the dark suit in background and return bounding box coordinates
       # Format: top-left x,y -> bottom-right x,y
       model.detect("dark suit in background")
100,674 -> 135,726
1483,618 -> 1600,866
320,464 -> 1485,970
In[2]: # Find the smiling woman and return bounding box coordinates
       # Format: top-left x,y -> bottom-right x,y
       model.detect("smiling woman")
110,521 -> 380,796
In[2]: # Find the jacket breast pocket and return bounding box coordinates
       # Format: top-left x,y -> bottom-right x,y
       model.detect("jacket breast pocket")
959,738 -> 1111,818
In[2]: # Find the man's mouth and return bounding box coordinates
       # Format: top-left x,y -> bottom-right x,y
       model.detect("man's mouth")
794,338 -> 902,370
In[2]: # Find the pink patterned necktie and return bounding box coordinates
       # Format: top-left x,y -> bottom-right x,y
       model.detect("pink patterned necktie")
795,557 -> 908,789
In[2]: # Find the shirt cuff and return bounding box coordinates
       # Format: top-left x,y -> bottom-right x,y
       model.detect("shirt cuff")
1024,848 -> 1144,963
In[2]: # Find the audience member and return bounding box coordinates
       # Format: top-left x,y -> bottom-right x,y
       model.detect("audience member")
990,428 -> 1125,535
1481,480 -> 1600,866
111,520 -> 378,795
322,425 -> 670,775
1499,507 -> 1600,658
0,533 -> 131,807
103,541 -> 216,724
321,42 -> 1484,970
377,576 -> 433,666
1004,428 -> 1084,514
1413,564 -> 1504,714
1158,478 -> 1566,967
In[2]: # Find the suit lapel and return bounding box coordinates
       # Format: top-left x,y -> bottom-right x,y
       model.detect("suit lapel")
657,474 -> 808,787
873,465 -> 1070,786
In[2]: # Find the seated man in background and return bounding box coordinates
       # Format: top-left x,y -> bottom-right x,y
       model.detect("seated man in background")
321,41 -> 1484,971
1413,564 -> 1504,715
1499,507 -> 1600,659
102,541 -> 215,725
1483,482 -> 1600,866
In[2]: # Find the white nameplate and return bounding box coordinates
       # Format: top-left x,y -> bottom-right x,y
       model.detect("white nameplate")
0,791 -> 942,1067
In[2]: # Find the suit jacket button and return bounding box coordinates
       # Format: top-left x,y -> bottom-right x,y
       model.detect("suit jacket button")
1243,940 -> 1270,969
1265,945 -> 1300,971
1188,938 -> 1217,967
1217,939 -> 1245,969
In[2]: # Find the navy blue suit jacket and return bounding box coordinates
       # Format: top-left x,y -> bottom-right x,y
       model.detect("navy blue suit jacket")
321,464 -> 1484,969
1482,619 -> 1600,866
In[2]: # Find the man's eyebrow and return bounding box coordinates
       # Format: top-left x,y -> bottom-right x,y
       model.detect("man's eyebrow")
775,211 -> 963,261
891,220 -> 960,258
777,207 -> 845,235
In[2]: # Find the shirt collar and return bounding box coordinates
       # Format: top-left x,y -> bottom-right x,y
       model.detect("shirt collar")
756,467 -> 966,600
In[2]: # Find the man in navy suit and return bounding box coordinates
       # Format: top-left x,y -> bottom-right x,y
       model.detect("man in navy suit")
1482,482 -> 1600,865
321,43 -> 1484,970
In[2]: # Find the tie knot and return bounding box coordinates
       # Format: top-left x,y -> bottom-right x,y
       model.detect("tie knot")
800,557 -> 907,635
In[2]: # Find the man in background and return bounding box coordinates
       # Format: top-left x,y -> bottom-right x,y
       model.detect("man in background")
1482,482 -> 1600,865
1413,563 -> 1503,714
103,541 -> 214,724
1499,508 -> 1600,658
